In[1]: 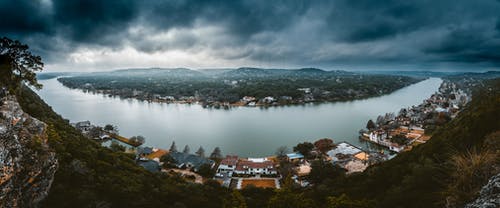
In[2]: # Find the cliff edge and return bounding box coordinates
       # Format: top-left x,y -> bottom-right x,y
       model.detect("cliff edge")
0,91 -> 58,207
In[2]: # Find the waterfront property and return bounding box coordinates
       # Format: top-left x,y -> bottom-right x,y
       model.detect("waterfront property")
216,155 -> 239,177
234,158 -> 277,176
169,152 -> 215,171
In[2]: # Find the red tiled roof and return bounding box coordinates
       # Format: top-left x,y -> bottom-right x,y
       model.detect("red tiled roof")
220,155 -> 238,166
235,160 -> 275,171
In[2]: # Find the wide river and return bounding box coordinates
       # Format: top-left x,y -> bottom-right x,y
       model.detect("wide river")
36,77 -> 442,157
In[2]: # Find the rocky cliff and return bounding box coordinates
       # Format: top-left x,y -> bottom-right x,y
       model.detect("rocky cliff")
0,93 -> 58,207
465,173 -> 500,208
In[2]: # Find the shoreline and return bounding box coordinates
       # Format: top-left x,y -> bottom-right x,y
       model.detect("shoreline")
56,77 -> 422,109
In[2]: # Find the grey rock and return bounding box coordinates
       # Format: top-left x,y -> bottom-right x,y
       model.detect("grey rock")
0,95 -> 58,207
465,173 -> 500,208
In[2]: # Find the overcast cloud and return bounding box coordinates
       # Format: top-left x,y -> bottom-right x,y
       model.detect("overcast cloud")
1,0 -> 499,71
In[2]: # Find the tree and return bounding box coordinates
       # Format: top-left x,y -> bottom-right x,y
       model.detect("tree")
195,146 -> 205,158
197,163 -> 214,178
275,146 -> 289,161
87,126 -> 103,139
0,37 -> 43,90
327,194 -> 373,208
109,141 -> 126,152
308,160 -> 345,184
130,135 -> 146,144
223,190 -> 247,208
183,145 -> 190,154
314,138 -> 336,155
210,147 -> 222,160
268,176 -> 314,208
160,154 -> 177,168
169,141 -> 177,152
293,142 -> 314,159
366,119 -> 376,130
104,124 -> 118,133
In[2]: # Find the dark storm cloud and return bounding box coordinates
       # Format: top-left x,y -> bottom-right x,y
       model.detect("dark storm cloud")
1,0 -> 500,70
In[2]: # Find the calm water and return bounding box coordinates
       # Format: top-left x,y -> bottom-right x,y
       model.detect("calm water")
36,78 -> 442,157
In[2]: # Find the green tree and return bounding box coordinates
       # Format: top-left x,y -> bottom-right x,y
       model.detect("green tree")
195,146 -> 205,157
183,145 -> 190,154
210,147 -> 223,160
223,190 -> 247,208
366,119 -> 376,130
268,176 -> 314,208
293,142 -> 314,159
169,141 -> 177,152
109,141 -> 126,152
197,163 -> 215,178
0,37 -> 43,90
327,194 -> 373,208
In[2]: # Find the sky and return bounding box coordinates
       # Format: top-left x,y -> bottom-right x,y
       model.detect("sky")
1,0 -> 500,72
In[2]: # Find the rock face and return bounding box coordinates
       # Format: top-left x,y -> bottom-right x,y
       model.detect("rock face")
465,173 -> 500,208
0,94 -> 58,207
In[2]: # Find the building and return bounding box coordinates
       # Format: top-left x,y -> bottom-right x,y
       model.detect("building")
170,152 -> 215,171
234,158 -> 277,175
74,121 -> 92,132
286,152 -> 304,162
217,155 -> 238,177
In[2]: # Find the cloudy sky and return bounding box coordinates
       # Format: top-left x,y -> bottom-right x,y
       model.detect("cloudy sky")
1,0 -> 500,72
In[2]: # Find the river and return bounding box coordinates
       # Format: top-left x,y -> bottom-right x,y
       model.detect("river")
35,77 -> 442,157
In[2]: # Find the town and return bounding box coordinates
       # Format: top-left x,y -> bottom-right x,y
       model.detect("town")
360,79 -> 471,152
69,77 -> 473,191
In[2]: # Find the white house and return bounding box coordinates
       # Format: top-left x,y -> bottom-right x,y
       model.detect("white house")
217,155 -> 238,177
234,158 -> 277,175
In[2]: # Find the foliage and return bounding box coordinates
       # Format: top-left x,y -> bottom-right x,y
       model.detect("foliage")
169,141 -> 178,152
326,194 -> 373,208
223,190 -> 247,208
197,163 -> 215,178
210,147 -> 223,160
183,145 -> 190,154
195,146 -> 205,158
58,68 -> 422,104
314,138 -> 336,155
109,141 -> 126,152
366,119 -> 376,130
444,147 -> 499,207
129,135 -> 146,144
293,142 -> 315,159
0,37 -> 43,90
307,160 -> 345,184
275,146 -> 289,161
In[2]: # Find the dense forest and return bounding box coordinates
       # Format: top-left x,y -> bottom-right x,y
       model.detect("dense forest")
16,76 -> 499,207
57,68 -> 423,105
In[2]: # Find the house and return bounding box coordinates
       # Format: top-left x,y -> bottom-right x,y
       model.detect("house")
216,155 -> 239,177
242,96 -> 256,103
75,121 -> 92,132
262,96 -> 275,104
327,142 -> 364,163
369,130 -> 387,142
170,152 -> 215,171
286,152 -> 304,162
234,158 -> 277,175
137,159 -> 161,173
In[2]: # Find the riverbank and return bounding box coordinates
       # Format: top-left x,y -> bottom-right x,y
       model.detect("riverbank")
36,77 -> 442,157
